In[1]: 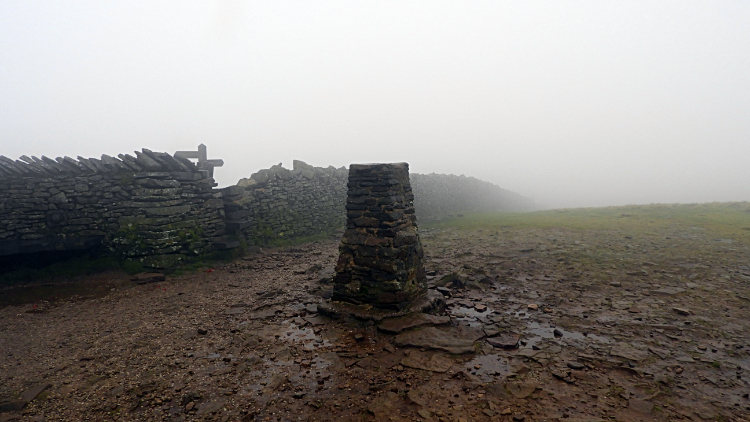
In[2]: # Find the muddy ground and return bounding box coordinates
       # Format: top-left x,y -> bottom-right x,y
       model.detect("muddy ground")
1,223 -> 750,422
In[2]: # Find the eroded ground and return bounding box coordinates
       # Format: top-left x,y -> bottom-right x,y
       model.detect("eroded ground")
2,212 -> 750,422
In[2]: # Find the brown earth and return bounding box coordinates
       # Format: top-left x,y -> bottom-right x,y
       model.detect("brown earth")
1,225 -> 750,422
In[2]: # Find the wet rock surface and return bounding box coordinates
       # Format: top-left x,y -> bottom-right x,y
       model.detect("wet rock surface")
377,313 -> 451,334
1,222 -> 750,421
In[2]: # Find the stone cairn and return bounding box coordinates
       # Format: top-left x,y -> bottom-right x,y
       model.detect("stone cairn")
332,163 -> 427,310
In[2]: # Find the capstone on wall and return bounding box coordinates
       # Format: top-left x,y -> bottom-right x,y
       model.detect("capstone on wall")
0,149 -> 227,268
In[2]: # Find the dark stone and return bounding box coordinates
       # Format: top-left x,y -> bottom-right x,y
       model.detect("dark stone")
21,383 -> 52,403
486,333 -> 520,349
567,361 -> 585,370
0,400 -> 27,412
436,286 -> 451,297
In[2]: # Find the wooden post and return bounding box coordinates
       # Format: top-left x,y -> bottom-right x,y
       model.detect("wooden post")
175,144 -> 224,178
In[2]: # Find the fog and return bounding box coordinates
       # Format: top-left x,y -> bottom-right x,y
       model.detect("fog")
1,1 -> 749,209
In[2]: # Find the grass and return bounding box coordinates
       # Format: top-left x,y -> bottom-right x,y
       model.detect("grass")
422,202 -> 750,242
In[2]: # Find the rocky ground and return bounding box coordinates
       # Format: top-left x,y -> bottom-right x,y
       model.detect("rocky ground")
1,220 -> 750,422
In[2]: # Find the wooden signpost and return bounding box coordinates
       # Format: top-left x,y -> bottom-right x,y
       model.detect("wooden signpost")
174,144 -> 224,177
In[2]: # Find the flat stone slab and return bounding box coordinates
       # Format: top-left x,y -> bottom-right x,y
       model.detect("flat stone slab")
304,316 -> 328,326
651,287 -> 686,295
21,383 -> 51,403
610,343 -> 649,362
486,333 -> 520,349
318,290 -> 445,322
648,346 -> 670,359
505,381 -> 539,399
377,313 -> 450,334
0,399 -> 27,412
400,350 -> 454,372
394,325 -> 485,354
248,309 -> 276,320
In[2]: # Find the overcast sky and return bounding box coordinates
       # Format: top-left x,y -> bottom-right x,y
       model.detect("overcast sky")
1,1 -> 749,208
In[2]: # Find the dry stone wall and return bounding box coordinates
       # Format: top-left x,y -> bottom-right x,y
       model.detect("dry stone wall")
0,149 -> 535,269
222,160 -> 348,245
0,149 -> 227,269
410,173 -> 535,220
226,162 -> 536,245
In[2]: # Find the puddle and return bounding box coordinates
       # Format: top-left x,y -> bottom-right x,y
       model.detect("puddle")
450,306 -> 493,319
278,322 -> 331,350
522,321 -> 611,349
464,354 -> 511,382
451,305 -> 493,327
311,353 -> 337,370
504,306 -> 531,319
454,317 -> 483,327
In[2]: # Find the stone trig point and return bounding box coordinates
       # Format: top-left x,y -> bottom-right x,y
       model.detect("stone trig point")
322,162 -> 442,319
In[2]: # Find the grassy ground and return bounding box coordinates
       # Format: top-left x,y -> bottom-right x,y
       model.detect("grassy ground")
423,202 -> 750,243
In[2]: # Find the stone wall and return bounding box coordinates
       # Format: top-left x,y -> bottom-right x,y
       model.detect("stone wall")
222,160 -> 348,245
410,173 -> 535,220
0,149 -> 536,267
227,161 -> 536,245
0,149 -> 227,268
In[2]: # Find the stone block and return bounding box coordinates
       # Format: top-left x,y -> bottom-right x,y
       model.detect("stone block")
136,178 -> 180,188
49,192 -> 68,204
172,171 -> 203,181
134,172 -> 171,179
145,205 -> 192,216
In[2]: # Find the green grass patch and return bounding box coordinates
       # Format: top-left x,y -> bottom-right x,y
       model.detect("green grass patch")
422,202 -> 750,242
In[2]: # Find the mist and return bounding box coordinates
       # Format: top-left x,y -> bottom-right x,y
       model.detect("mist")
1,1 -> 749,209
